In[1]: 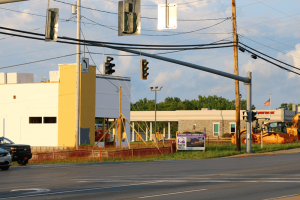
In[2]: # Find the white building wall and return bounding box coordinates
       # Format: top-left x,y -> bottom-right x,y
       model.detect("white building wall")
7,73 -> 34,84
95,75 -> 131,146
0,83 -> 59,146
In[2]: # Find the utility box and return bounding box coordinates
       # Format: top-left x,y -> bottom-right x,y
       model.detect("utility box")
7,73 -> 34,84
49,71 -> 60,82
0,73 -> 7,84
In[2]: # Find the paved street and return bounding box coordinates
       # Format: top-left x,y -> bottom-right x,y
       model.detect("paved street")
1,153 -> 300,200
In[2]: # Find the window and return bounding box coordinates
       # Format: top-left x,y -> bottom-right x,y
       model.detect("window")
44,117 -> 57,123
230,123 -> 236,134
29,117 -> 42,124
213,123 -> 219,136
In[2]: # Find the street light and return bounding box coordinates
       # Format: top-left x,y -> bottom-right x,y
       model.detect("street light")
150,86 -> 163,140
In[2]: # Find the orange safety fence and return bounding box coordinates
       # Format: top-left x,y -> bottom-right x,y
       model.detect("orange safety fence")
31,146 -> 175,162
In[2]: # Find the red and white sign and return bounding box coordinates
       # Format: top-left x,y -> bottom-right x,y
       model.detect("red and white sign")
257,111 -> 274,114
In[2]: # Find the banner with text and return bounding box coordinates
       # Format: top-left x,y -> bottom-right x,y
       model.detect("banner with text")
176,133 -> 205,150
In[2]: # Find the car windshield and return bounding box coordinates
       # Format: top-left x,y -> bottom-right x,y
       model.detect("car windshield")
0,137 -> 14,144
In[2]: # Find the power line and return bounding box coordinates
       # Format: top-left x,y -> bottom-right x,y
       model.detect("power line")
0,53 -> 77,70
0,26 -> 233,48
0,30 -> 234,51
239,48 -> 300,76
239,42 -> 300,71
238,34 -> 300,61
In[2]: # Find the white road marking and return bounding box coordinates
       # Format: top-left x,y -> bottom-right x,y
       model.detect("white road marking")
76,180 -> 300,183
138,189 -> 207,199
0,180 -> 166,200
10,188 -> 50,194
262,194 -> 299,200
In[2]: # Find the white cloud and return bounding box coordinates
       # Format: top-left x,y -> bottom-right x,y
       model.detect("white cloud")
150,69 -> 182,88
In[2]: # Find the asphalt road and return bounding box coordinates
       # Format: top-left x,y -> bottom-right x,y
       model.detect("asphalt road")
1,153 -> 300,200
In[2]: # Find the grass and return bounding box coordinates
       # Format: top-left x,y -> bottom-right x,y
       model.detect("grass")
15,142 -> 300,166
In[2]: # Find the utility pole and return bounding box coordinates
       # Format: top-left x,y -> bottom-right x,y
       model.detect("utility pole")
232,0 -> 241,151
75,0 -> 81,149
150,86 -> 163,140
245,72 -> 252,153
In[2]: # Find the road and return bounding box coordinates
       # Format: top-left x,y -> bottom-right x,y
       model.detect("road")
0,153 -> 300,200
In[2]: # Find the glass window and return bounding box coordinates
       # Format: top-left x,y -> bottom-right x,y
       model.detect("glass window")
29,117 -> 42,124
230,124 -> 236,134
44,117 -> 57,123
0,138 -> 14,144
214,124 -> 219,136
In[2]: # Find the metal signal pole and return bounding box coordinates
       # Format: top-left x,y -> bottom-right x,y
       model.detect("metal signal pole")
151,86 -> 163,140
232,0 -> 241,151
75,0 -> 81,149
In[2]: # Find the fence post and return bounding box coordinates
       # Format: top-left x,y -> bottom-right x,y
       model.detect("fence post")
99,146 -> 102,162
53,150 -> 55,160
132,148 -> 134,157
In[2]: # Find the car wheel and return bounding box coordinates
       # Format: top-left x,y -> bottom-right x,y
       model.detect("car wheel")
0,166 -> 10,170
17,159 -> 28,165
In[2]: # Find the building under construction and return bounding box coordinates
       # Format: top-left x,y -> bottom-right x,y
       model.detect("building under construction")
0,64 -> 131,147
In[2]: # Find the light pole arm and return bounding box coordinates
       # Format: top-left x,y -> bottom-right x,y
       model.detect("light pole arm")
0,0 -> 27,4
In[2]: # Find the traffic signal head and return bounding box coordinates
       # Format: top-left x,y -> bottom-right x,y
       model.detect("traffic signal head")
142,59 -> 149,80
123,12 -> 138,34
45,8 -> 59,42
251,111 -> 258,122
106,56 -> 114,63
104,56 -> 115,75
243,110 -> 249,122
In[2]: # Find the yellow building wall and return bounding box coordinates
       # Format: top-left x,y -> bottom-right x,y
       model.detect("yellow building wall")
57,64 -> 96,147
80,66 -> 96,145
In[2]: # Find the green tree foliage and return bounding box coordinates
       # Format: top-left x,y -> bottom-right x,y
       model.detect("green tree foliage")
279,103 -> 294,110
131,95 -> 256,111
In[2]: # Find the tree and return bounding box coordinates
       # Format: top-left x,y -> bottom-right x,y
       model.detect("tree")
279,103 -> 293,110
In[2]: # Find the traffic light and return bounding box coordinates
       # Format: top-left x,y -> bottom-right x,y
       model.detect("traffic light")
118,0 -> 141,36
243,110 -> 249,122
123,12 -> 138,34
141,59 -> 149,80
104,56 -> 115,75
251,111 -> 258,121
45,8 -> 59,42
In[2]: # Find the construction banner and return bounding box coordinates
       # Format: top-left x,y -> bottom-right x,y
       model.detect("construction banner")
176,133 -> 205,150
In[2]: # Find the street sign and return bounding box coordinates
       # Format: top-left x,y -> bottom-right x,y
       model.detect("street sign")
81,58 -> 89,73
176,133 -> 205,151
158,3 -> 177,29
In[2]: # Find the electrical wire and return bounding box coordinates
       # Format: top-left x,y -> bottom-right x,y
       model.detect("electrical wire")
0,26 -> 234,48
239,42 -> 300,71
238,33 -> 300,61
239,48 -> 300,76
0,53 -> 77,70
81,16 -> 231,36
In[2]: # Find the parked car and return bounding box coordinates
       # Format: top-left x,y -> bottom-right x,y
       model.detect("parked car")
0,137 -> 32,165
0,148 -> 12,170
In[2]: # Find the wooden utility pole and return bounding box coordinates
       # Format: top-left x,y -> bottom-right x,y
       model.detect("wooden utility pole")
232,0 -> 241,151
117,87 -> 123,148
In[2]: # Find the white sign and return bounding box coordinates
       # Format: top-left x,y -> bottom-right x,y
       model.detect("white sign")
81,58 -> 89,73
157,3 -> 177,29
177,133 -> 205,151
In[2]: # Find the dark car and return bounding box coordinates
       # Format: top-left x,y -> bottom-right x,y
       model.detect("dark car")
0,148 -> 12,170
0,137 -> 32,165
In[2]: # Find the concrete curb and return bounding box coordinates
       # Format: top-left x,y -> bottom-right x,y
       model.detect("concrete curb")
222,148 -> 300,158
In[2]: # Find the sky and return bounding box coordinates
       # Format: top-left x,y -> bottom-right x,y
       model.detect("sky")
1,0 -> 300,110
